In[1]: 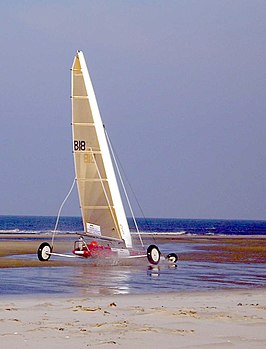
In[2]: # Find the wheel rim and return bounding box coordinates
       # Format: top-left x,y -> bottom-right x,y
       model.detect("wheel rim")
42,245 -> 51,260
151,248 -> 160,263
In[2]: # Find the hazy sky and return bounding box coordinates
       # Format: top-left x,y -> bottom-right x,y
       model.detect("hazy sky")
0,1 -> 265,220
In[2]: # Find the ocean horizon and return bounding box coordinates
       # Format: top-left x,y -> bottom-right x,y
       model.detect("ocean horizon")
0,215 -> 266,236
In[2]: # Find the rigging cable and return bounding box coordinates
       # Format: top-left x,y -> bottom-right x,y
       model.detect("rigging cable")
105,128 -> 144,248
105,130 -> 157,246
51,177 -> 76,248
106,145 -> 156,245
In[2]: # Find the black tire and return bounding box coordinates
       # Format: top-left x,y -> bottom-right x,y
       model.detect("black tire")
37,242 -> 52,261
147,245 -> 161,265
166,253 -> 178,264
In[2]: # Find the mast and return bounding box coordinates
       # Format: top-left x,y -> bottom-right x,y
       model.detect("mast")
71,51 -> 132,248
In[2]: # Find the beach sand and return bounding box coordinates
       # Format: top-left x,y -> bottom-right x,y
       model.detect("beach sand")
0,289 -> 265,348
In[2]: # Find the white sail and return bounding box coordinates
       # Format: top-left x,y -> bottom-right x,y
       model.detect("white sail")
71,51 -> 132,248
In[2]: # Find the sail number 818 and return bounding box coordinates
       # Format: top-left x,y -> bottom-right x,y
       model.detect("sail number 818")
74,140 -> 86,151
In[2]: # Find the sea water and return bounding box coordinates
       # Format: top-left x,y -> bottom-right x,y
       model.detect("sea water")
0,216 -> 266,296
1,215 -> 266,235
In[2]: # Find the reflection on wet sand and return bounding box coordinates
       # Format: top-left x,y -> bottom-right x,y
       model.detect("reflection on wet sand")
0,234 -> 265,295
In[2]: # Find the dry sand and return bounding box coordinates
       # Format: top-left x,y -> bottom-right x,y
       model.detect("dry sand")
0,289 -> 265,349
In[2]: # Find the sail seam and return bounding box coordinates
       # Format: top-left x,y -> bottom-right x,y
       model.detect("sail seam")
78,178 -> 107,182
73,150 -> 101,154
72,123 -> 95,126
82,206 -> 114,209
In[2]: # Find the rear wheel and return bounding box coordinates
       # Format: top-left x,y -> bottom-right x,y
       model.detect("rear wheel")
166,253 -> 178,264
147,245 -> 161,265
37,242 -> 52,261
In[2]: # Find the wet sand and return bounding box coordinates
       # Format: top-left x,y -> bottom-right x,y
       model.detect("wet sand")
0,234 -> 76,268
0,234 -> 265,267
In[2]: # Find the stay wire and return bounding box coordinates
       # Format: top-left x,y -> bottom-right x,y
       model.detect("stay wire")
51,177 -> 76,248
105,129 -> 156,246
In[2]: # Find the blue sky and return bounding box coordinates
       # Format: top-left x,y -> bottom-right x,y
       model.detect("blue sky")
0,1 -> 265,219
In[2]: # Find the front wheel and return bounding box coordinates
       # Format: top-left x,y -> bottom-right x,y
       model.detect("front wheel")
37,242 -> 52,261
147,245 -> 161,265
